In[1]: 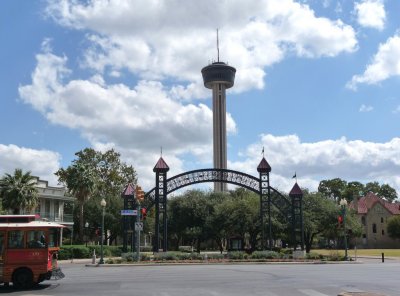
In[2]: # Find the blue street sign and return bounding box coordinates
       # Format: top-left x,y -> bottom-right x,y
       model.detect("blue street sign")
121,210 -> 138,216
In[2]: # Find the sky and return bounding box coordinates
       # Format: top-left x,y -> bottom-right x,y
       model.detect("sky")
1,0 -> 400,196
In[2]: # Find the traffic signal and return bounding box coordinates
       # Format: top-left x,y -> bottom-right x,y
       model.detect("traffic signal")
338,215 -> 343,227
141,207 -> 147,220
135,185 -> 145,202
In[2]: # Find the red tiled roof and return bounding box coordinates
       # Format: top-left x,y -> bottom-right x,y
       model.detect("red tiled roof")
350,192 -> 400,215
153,157 -> 170,172
121,183 -> 135,197
257,157 -> 271,173
289,182 -> 303,197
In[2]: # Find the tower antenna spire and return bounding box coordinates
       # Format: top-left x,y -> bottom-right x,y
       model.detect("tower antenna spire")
217,28 -> 220,62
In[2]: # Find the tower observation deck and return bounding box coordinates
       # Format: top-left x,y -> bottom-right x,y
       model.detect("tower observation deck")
201,61 -> 236,192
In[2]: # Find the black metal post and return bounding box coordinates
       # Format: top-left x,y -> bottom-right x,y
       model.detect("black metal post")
154,172 -> 160,253
267,172 -> 272,250
99,203 -> 105,264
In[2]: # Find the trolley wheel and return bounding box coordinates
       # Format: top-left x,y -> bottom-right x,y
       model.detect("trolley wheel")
12,268 -> 33,289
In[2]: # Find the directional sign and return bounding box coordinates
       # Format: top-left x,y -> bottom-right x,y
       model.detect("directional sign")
121,210 -> 137,216
135,222 -> 143,231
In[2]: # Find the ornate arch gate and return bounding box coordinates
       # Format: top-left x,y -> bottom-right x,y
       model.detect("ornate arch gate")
141,157 -> 304,253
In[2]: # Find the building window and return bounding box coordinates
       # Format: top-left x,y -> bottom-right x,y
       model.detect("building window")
45,200 -> 51,219
381,217 -> 384,223
372,223 -> 377,233
382,230 -> 385,235
54,200 -> 60,220
361,216 -> 366,226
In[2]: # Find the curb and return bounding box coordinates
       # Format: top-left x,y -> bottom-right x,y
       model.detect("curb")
338,293 -> 386,296
83,260 -> 362,267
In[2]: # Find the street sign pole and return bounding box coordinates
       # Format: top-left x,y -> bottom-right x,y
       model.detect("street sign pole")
137,205 -> 141,262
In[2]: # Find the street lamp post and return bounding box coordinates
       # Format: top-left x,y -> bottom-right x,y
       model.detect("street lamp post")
99,198 -> 106,264
85,222 -> 89,247
339,198 -> 348,261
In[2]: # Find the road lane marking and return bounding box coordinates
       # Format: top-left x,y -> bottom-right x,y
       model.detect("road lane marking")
299,289 -> 330,296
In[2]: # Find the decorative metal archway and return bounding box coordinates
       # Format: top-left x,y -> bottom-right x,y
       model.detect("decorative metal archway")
138,157 -> 304,253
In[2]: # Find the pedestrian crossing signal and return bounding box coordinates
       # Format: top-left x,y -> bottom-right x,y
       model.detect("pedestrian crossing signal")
135,185 -> 145,202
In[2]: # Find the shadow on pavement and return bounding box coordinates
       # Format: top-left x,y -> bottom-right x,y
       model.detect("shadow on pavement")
0,283 -> 54,293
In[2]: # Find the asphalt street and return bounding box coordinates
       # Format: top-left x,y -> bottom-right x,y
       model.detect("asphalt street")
1,260 -> 399,296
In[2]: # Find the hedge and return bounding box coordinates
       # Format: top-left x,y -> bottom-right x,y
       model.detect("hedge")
58,245 -> 123,260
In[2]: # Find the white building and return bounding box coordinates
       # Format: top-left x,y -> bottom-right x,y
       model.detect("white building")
18,177 -> 75,244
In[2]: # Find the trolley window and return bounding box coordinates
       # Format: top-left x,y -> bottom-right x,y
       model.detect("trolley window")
8,230 -> 25,249
0,231 -> 4,260
27,230 -> 46,248
48,228 -> 60,247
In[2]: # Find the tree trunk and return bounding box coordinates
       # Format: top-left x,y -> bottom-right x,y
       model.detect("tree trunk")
79,202 -> 84,243
196,238 -> 201,253
215,237 -> 224,254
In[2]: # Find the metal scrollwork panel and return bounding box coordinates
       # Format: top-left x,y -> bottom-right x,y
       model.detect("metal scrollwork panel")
163,169 -> 261,194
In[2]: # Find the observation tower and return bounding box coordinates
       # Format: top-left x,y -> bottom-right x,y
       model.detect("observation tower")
201,34 -> 236,192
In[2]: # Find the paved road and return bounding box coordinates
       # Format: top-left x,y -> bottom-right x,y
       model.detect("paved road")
1,261 -> 399,296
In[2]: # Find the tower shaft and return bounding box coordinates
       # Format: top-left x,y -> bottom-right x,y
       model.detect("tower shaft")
201,61 -> 236,193
212,83 -> 227,192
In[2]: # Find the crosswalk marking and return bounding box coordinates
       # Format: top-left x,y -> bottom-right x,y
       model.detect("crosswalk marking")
298,289 -> 330,296
264,292 -> 279,296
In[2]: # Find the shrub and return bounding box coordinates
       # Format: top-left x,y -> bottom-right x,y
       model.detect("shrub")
206,253 -> 225,260
251,251 -> 280,260
59,245 -> 124,260
280,248 -> 292,255
306,252 -> 322,260
121,252 -> 150,262
140,253 -> 151,261
58,247 -> 72,260
154,252 -> 178,261
327,251 -> 345,261
59,245 -> 89,260
122,252 -> 135,262
176,253 -> 191,260
227,251 -> 245,260
188,253 -> 203,260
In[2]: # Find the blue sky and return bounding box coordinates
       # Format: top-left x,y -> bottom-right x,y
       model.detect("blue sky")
1,0 -> 399,195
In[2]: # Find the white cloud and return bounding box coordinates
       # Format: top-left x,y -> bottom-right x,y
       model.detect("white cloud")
359,104 -> 373,112
347,34 -> 400,90
393,106 -> 400,114
0,144 -> 61,185
230,134 -> 400,195
354,0 -> 386,30
15,1 -> 361,190
44,0 -> 357,98
18,51 -> 237,189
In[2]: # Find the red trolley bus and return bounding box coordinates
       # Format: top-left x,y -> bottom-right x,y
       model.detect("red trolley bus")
0,215 -> 65,288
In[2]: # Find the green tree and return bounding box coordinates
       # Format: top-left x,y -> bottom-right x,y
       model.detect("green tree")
318,178 -> 347,202
387,216 -> 400,239
302,191 -> 338,253
378,184 -> 397,203
0,169 -> 38,214
168,190 -> 212,252
56,148 -> 136,243
364,181 -> 381,195
343,181 -> 365,202
56,161 -> 97,242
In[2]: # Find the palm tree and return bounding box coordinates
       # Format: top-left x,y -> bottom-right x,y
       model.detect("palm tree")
0,169 -> 38,214
56,162 -> 96,242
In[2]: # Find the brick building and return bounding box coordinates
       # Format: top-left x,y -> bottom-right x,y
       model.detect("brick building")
351,192 -> 400,248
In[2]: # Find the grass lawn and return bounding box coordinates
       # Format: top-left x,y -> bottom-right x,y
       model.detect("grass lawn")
314,249 -> 400,257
